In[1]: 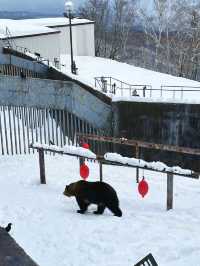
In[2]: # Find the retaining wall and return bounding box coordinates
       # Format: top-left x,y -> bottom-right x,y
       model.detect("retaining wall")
112,100 -> 200,172
0,75 -> 112,130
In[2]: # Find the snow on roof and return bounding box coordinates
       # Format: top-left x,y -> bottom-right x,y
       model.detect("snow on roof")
0,19 -> 59,39
21,17 -> 94,28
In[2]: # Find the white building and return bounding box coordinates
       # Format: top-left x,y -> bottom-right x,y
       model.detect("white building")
23,18 -> 95,57
0,17 -> 95,63
0,19 -> 61,62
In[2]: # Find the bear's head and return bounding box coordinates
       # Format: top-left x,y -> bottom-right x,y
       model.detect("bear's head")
63,183 -> 76,197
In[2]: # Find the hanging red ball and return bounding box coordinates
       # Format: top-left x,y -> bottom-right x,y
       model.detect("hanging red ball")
80,163 -> 89,180
82,143 -> 90,149
138,177 -> 149,198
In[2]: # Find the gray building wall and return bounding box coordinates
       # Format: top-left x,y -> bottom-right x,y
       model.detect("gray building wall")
0,75 -> 112,130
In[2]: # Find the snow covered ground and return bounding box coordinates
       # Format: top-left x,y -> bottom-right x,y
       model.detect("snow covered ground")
60,55 -> 200,102
0,153 -> 200,266
1,52 -> 200,265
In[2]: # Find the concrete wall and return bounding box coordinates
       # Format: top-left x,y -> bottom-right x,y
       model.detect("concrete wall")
13,33 -> 61,62
0,52 -> 49,74
0,40 -> 3,52
0,75 -> 111,130
112,101 -> 200,172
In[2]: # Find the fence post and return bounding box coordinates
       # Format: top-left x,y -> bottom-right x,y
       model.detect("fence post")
38,148 -> 46,184
135,145 -> 139,183
99,162 -> 103,182
167,173 -> 174,210
143,86 -> 146,97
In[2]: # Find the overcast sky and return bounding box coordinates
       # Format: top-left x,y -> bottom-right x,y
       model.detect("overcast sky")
0,0 -> 82,13
0,0 -> 155,15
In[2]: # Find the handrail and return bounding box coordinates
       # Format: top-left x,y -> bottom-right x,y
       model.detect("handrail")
94,76 -> 200,99
94,76 -> 152,97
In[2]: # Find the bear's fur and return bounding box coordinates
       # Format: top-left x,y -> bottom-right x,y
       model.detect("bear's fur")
63,180 -> 122,217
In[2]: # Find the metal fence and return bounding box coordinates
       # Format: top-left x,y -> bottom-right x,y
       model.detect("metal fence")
0,64 -> 43,79
94,76 -> 152,97
160,85 -> 200,99
0,105 -> 110,156
95,76 -> 200,100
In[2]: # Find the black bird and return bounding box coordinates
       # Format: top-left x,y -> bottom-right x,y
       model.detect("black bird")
5,223 -> 12,232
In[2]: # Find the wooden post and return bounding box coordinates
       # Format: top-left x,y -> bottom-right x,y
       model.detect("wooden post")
99,162 -> 103,182
38,149 -> 46,184
135,145 -> 139,183
167,173 -> 174,210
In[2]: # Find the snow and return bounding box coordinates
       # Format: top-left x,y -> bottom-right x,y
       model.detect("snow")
0,19 -> 59,39
60,55 -> 200,102
0,17 -> 93,40
0,153 -> 200,266
21,17 -> 94,28
32,142 -> 96,159
104,153 -> 193,176
31,143 -> 192,175
112,95 -> 200,104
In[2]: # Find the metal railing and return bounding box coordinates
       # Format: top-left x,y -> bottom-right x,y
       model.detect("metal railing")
95,77 -> 200,100
160,85 -> 200,99
3,45 -> 61,69
94,76 -> 152,97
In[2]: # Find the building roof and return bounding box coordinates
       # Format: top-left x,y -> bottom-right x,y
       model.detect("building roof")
21,17 -> 95,28
0,19 -> 60,40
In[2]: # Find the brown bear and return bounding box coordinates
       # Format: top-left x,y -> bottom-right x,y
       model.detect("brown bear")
63,180 -> 122,217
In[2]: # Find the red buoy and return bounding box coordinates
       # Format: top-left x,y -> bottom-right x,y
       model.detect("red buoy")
138,177 -> 149,198
82,143 -> 90,149
80,163 -> 89,180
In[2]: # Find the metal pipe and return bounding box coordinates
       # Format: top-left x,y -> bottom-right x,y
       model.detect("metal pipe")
68,11 -> 74,74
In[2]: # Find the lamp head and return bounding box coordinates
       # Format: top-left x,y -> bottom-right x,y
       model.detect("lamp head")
65,0 -> 73,13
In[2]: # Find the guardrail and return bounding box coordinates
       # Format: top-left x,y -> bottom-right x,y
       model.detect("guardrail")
160,85 -> 200,99
95,77 -> 200,99
94,76 -> 152,97
3,45 -> 60,69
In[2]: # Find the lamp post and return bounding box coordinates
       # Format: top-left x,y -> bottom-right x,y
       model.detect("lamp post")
64,0 -> 77,74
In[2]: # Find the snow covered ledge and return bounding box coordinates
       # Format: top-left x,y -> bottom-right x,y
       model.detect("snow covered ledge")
112,95 -> 200,105
104,152 -> 194,176
31,143 -> 96,159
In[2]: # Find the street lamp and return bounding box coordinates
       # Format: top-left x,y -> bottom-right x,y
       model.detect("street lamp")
64,0 -> 77,74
